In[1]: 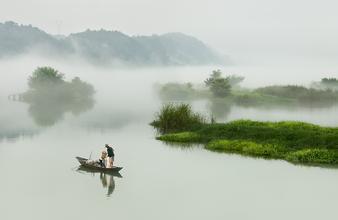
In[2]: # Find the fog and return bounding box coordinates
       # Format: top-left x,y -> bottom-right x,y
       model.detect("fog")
2,2 -> 338,219
2,58 -> 338,220
1,54 -> 338,143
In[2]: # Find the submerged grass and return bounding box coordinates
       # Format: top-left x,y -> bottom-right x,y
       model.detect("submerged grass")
156,120 -> 338,165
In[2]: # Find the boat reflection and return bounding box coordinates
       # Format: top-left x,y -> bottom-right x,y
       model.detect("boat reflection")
77,166 -> 122,197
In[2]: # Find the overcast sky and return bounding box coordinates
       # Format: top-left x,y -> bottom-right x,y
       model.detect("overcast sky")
1,0 -> 338,63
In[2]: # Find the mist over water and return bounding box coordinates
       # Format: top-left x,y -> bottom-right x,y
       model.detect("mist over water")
1,55 -> 338,220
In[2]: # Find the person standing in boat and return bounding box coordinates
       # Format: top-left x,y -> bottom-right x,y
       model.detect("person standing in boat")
105,144 -> 115,168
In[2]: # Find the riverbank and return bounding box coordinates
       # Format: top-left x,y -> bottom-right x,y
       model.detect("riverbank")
156,120 -> 338,165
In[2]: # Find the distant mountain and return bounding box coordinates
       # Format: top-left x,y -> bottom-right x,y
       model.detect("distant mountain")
0,21 -> 225,65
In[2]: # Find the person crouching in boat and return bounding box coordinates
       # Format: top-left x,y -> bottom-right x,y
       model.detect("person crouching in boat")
85,151 -> 107,168
99,151 -> 107,168
105,144 -> 115,168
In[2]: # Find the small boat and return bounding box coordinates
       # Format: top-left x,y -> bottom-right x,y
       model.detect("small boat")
76,166 -> 123,178
76,156 -> 123,172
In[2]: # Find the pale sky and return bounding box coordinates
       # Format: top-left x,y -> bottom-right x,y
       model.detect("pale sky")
1,0 -> 338,63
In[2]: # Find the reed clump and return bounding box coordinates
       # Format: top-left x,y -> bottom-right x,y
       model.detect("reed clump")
150,103 -> 206,133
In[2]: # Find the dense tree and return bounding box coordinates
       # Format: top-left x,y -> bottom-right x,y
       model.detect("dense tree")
205,70 -> 231,98
22,66 -> 95,126
28,67 -> 64,89
204,69 -> 222,86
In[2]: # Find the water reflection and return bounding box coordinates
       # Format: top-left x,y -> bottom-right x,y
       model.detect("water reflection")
100,173 -> 115,197
27,98 -> 94,127
0,131 -> 36,142
208,98 -> 231,121
77,166 -> 122,197
0,100 -> 40,142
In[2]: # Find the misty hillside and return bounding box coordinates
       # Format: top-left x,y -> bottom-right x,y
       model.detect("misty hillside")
0,21 -> 224,65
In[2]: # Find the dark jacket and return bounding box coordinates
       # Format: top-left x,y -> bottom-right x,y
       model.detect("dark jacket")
107,146 -> 114,157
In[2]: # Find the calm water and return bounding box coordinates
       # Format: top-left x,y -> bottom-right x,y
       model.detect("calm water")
1,60 -> 338,220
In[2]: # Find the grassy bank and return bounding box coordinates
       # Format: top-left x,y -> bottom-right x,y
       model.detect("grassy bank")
156,120 -> 338,165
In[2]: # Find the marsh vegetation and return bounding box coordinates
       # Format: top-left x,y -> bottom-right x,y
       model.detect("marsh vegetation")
152,104 -> 338,166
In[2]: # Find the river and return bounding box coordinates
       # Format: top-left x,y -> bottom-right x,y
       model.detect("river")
0,58 -> 338,220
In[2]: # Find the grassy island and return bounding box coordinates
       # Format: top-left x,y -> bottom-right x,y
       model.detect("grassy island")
152,104 -> 338,166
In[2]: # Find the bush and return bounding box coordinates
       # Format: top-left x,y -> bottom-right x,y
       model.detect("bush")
159,83 -> 195,100
150,103 -> 206,133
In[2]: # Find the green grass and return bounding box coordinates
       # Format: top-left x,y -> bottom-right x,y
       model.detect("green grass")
286,149 -> 338,164
156,120 -> 338,165
156,132 -> 202,142
195,120 -> 338,150
206,140 -> 286,159
206,139 -> 338,164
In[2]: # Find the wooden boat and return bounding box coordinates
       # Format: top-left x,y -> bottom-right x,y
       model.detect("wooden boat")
76,156 -> 123,172
76,166 -> 123,177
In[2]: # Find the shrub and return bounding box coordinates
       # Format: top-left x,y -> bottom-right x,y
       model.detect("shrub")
159,83 -> 195,100
150,103 -> 206,133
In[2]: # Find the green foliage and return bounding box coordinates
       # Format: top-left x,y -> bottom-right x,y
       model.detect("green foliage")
255,85 -> 309,99
205,70 -> 232,98
255,85 -> 338,106
286,149 -> 338,164
21,66 -> 95,126
159,83 -> 196,100
28,67 -> 65,89
204,69 -> 222,86
207,140 -> 338,164
155,115 -> 338,165
209,78 -> 231,97
150,103 -> 206,133
321,77 -> 338,85
157,132 -> 201,142
196,120 -> 338,150
207,140 -> 285,159
311,77 -> 338,91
